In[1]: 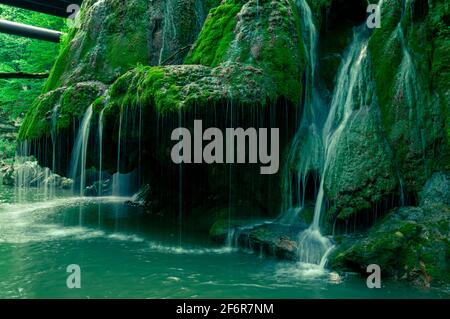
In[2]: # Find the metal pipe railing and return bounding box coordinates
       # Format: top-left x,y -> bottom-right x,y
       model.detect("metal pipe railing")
0,19 -> 61,42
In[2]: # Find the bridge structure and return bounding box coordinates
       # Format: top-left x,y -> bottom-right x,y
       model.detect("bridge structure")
0,0 -> 84,43
0,1 -> 84,78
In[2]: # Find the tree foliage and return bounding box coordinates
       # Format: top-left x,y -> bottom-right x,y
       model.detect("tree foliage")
0,5 -> 65,119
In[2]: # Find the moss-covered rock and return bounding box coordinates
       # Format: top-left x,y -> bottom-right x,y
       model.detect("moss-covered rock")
323,107 -> 398,226
329,172 -> 450,287
185,0 -> 306,104
18,81 -> 106,140
369,0 -> 449,193
420,171 -> 450,206
108,62 -> 278,114
44,0 -> 218,92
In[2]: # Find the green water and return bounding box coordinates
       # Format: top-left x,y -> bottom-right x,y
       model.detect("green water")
0,186 -> 446,299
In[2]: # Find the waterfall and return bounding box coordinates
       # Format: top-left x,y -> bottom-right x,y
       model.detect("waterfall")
98,107 -> 106,196
69,105 -> 94,196
281,0 -> 382,268
47,98 -> 63,198
112,108 -> 123,196
298,29 -> 373,266
280,0 -> 325,218
297,0 -> 317,85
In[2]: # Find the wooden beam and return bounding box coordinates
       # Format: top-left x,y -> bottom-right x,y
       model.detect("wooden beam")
0,72 -> 49,79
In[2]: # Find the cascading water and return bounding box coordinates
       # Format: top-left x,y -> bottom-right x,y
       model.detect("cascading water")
98,107 -> 106,196
298,28 -> 374,266
69,104 -> 94,196
282,0 -> 384,269
280,0 -> 326,222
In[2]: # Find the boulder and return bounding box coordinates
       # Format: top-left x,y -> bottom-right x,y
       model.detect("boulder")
329,172 -> 450,287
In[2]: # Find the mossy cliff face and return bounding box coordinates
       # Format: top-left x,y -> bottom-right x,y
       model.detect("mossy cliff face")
19,81 -> 107,140
185,0 -> 306,103
44,0 -> 218,91
19,0 -> 221,142
108,63 -> 275,113
19,0 -> 305,220
108,0 -> 306,109
99,0 -> 305,217
323,107 -> 398,228
312,0 -> 449,228
369,0 -> 449,194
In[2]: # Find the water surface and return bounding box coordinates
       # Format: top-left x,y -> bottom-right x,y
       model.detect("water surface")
0,185 -> 446,299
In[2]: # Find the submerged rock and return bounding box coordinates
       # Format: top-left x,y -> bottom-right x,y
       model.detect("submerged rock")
236,223 -> 302,260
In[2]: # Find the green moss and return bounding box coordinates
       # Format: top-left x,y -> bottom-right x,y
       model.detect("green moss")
233,0 -> 305,103
105,32 -> 149,72
185,0 -> 305,104
43,28 -> 76,92
19,82 -> 105,140
369,0 -> 402,127
368,0 -> 449,193
330,204 -> 450,286
57,83 -> 103,130
18,89 -> 63,140
107,61 -> 276,115
184,0 -> 244,66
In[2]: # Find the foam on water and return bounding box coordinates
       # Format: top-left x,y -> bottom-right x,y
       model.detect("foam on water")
147,243 -> 236,255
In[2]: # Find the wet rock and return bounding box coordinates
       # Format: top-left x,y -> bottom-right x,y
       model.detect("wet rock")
323,107 -> 398,228
209,220 -> 305,261
1,164 -> 15,186
2,158 -> 74,190
43,174 -> 62,188
420,172 -> 450,206
369,0 -> 449,193
125,184 -> 150,207
236,223 -> 304,261
60,177 -> 74,190
329,173 -> 450,287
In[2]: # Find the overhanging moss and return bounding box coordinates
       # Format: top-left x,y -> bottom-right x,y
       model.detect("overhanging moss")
107,62 -> 276,114
18,89 -> 64,140
18,81 -> 106,140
